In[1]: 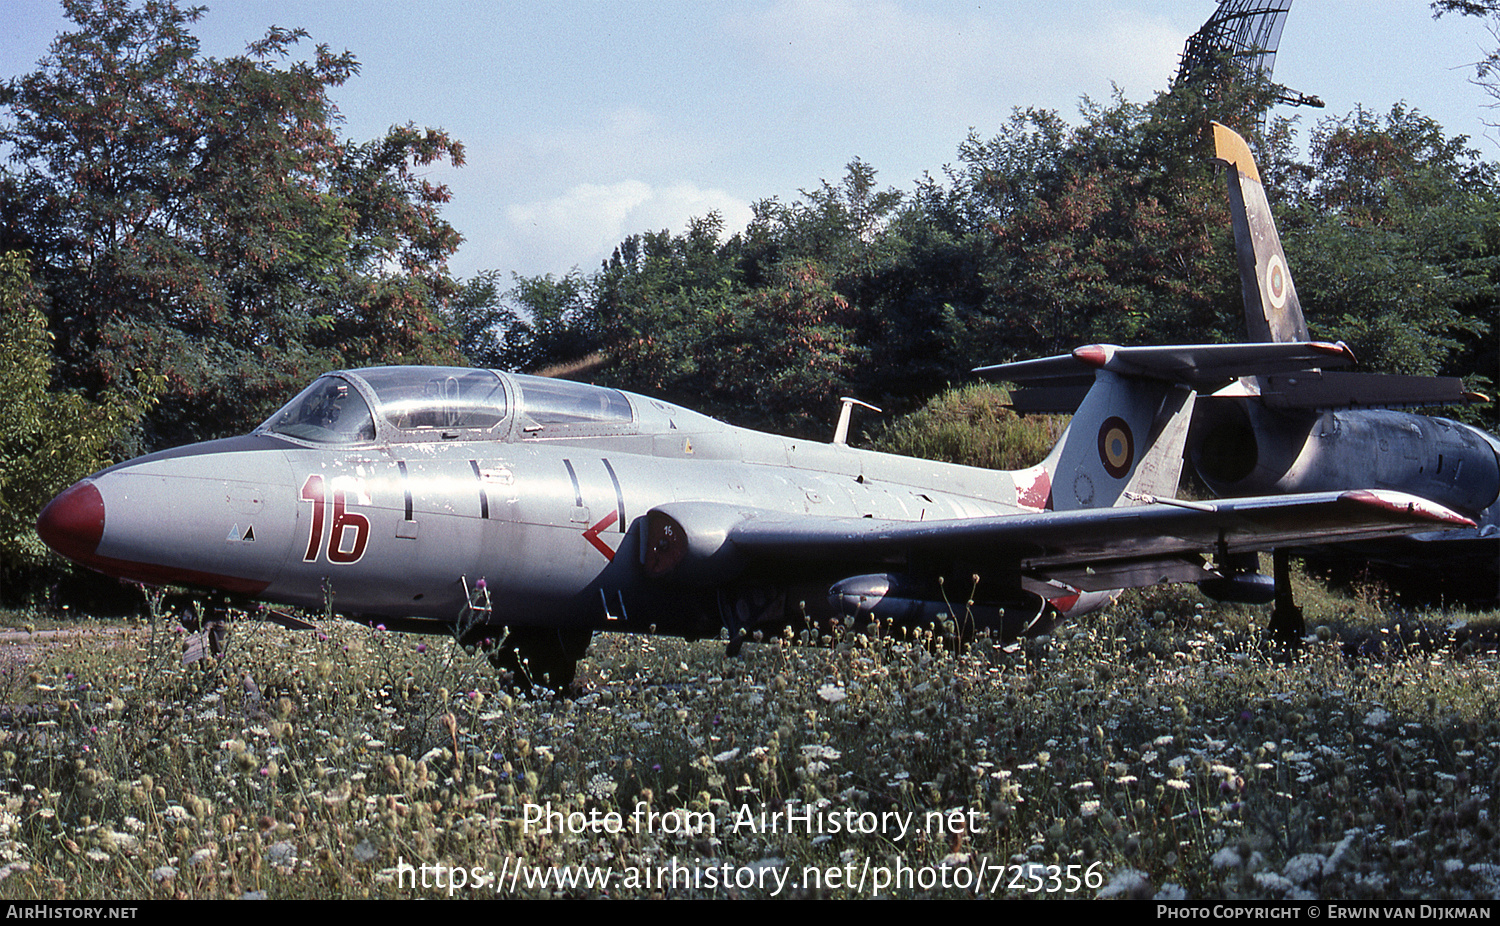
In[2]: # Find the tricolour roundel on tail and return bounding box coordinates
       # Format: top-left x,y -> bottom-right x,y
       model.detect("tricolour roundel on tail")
1097,416 -> 1134,479
1036,365 -> 1194,512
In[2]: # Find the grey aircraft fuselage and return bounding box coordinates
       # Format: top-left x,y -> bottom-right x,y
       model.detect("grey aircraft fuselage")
38,353 -> 1476,682
38,366 -> 1056,646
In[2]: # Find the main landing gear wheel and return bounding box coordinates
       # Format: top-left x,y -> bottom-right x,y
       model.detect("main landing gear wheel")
1268,548 -> 1306,644
181,598 -> 230,657
487,627 -> 592,694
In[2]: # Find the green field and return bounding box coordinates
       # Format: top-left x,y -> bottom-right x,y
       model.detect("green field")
0,576 -> 1495,900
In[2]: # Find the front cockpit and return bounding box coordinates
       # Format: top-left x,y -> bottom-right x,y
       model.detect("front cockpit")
258,366 -> 643,446
360,367 -> 511,435
261,375 -> 379,444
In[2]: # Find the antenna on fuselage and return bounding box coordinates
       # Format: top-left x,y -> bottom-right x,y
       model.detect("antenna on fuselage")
833,397 -> 882,446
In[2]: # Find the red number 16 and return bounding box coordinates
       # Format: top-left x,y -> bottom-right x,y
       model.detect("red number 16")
301,474 -> 370,564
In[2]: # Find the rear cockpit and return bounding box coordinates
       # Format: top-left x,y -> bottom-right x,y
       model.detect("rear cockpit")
258,366 -> 648,446
512,375 -> 635,438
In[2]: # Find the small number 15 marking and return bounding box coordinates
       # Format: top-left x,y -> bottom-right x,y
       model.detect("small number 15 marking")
301,474 -> 371,564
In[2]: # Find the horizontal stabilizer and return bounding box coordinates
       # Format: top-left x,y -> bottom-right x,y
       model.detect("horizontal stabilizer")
1006,382 -> 1093,414
976,341 -> 1354,392
1252,371 -> 1488,411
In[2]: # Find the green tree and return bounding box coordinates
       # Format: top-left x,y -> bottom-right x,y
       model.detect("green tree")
743,159 -> 904,282
597,221 -> 860,433
593,213 -> 747,408
455,270 -> 601,374
949,89 -> 1250,365
1281,105 -> 1499,407
0,0 -> 465,450
0,251 -> 156,589
709,259 -> 864,432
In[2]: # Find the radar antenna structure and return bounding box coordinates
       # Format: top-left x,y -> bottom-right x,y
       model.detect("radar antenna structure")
1177,0 -> 1323,109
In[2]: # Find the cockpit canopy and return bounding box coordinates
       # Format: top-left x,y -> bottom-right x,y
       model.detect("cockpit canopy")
260,366 -> 635,444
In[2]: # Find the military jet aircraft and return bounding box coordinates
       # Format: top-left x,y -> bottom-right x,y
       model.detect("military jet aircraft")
36,333 -> 1473,688
991,123 -> 1499,634
1198,123 -> 1499,612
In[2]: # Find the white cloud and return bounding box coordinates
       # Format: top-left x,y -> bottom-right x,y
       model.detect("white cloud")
501,181 -> 754,277
441,102 -> 751,278
731,1 -> 1189,120
488,106 -> 729,187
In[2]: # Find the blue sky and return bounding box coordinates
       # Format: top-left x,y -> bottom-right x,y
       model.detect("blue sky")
5,2 -> 1497,283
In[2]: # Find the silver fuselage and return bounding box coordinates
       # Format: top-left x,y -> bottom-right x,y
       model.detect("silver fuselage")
50,368 -> 1045,636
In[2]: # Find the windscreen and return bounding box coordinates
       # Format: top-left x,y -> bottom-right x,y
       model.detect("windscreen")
262,376 -> 377,444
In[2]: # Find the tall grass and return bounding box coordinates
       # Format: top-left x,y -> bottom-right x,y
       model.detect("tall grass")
0,580 -> 1494,899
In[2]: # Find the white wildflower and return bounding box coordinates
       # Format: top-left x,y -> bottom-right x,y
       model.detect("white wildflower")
1253,871 -> 1294,893
1284,854 -> 1326,885
1098,868 -> 1150,899
817,684 -> 846,703
0,862 -> 32,882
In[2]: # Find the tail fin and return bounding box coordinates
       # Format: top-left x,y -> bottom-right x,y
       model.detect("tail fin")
1211,122 -> 1483,409
1047,371 -> 1194,511
1212,122 -> 1308,345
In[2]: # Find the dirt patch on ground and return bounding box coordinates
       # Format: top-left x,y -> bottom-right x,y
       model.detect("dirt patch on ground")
0,627 -> 142,666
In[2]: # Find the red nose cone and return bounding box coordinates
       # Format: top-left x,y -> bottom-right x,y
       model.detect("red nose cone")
36,481 -> 105,564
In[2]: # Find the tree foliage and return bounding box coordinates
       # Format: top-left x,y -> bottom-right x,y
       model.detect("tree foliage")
446,270 -> 601,374
0,0 -> 465,450
1281,105 -> 1498,393
491,73 -> 1495,437
592,212 -> 863,433
0,251 -> 156,582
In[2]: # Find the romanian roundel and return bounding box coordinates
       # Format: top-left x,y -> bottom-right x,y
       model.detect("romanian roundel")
1097,416 -> 1134,479
1265,253 -> 1289,310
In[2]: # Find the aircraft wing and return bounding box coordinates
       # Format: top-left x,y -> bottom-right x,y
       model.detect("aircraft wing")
648,490 -> 1474,593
